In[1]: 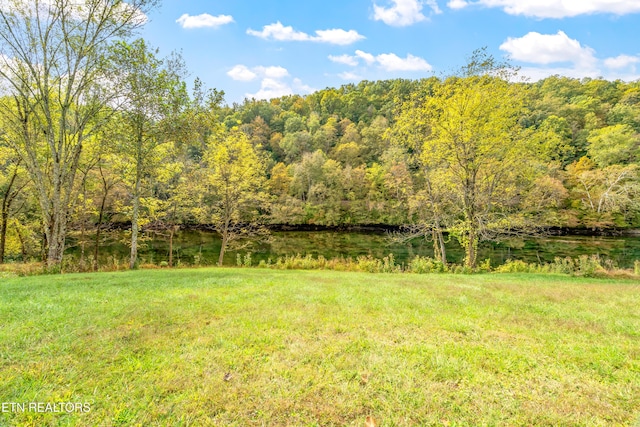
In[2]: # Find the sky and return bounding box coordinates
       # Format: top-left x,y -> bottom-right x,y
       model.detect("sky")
139,0 -> 640,104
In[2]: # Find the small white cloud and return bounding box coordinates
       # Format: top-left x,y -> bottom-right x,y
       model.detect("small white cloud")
293,78 -> 316,93
355,50 -> 376,65
246,77 -> 314,100
247,22 -> 310,41
516,66 -> 599,82
314,29 -> 365,45
176,13 -> 234,29
447,0 -> 640,18
373,0 -> 441,27
329,54 -> 359,66
227,65 -> 258,81
447,0 -> 468,9
247,78 -> 293,100
500,31 -> 596,67
330,50 -> 432,72
338,72 -> 362,80
247,22 -> 364,45
604,54 -> 640,69
376,53 -> 433,71
255,66 -> 290,79
228,65 -> 290,81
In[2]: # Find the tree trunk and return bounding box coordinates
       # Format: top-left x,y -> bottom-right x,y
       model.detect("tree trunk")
130,172 -> 142,269
94,190 -> 107,271
432,226 -> 447,265
218,231 -> 227,266
168,226 -> 175,267
465,229 -> 477,268
15,225 -> 27,262
0,210 -> 7,264
45,214 -> 67,270
1,167 -> 20,264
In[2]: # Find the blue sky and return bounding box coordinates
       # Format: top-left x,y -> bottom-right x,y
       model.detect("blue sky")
140,0 -> 640,104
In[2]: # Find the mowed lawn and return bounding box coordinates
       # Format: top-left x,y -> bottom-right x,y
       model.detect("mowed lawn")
0,269 -> 639,426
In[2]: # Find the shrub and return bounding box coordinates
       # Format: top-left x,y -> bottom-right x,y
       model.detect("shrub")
495,259 -> 533,273
575,255 -> 604,277
408,256 -> 446,274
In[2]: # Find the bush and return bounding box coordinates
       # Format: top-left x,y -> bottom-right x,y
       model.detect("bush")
495,259 -> 534,273
408,256 -> 446,274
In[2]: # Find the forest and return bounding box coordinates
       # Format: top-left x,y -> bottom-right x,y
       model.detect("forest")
1,2 -> 639,271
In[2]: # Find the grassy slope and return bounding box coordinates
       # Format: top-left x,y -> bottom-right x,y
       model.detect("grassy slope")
0,269 -> 639,426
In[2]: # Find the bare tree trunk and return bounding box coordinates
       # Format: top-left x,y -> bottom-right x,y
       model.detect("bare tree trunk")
79,181 -> 88,270
168,226 -> 175,267
130,172 -> 142,269
0,168 -> 19,264
94,190 -> 107,271
218,230 -> 227,266
432,226 -> 447,265
465,228 -> 477,268
0,210 -> 8,264
15,225 -> 26,262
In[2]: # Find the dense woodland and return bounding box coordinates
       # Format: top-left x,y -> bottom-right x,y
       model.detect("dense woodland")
0,2 -> 639,269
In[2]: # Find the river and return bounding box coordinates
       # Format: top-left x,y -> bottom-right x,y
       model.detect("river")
64,229 -> 640,269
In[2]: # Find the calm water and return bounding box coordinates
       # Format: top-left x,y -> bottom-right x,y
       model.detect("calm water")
65,230 -> 640,269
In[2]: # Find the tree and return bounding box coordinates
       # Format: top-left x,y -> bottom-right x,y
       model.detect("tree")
110,39 -> 188,269
394,51 -> 532,267
0,0 -> 157,269
566,157 -> 639,227
203,128 -> 267,265
0,145 -> 27,263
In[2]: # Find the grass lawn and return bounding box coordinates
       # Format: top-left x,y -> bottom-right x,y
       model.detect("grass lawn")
0,268 -> 639,426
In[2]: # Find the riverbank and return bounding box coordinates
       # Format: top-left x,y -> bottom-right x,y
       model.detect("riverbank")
104,221 -> 640,236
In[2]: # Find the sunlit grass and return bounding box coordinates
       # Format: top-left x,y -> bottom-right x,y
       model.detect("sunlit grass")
1,269 -> 639,426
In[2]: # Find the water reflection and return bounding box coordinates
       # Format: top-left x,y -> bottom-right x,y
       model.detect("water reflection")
65,230 -> 640,268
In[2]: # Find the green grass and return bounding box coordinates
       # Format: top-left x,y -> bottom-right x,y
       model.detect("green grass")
1,269 -> 639,426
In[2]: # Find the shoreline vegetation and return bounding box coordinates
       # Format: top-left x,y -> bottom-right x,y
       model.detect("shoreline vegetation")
2,252 -> 639,279
91,222 -> 640,236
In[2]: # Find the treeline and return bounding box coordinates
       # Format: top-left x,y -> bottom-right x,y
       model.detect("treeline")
0,2 -> 638,270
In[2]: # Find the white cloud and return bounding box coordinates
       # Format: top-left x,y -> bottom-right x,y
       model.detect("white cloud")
247,78 -> 293,100
247,22 -> 310,41
246,77 -> 315,100
376,53 -> 433,71
293,78 -> 316,93
329,50 -> 432,72
255,66 -> 290,79
314,29 -> 366,45
228,65 -> 290,81
176,13 -> 234,29
338,72 -> 362,80
515,65 -> 640,84
500,31 -> 596,67
356,50 -> 376,65
604,54 -> 640,69
329,54 -> 359,66
446,0 -> 640,18
247,22 -> 364,45
228,64 -> 311,100
227,65 -> 258,81
447,0 -> 468,9
498,33 -> 640,83
373,0 -> 441,26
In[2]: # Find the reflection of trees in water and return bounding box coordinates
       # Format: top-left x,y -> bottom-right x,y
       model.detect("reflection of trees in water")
63,230 -> 640,269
